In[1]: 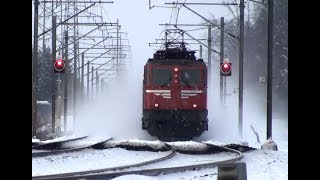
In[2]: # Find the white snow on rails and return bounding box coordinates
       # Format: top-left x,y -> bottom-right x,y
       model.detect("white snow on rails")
32,136 -> 88,149
102,139 -> 169,151
32,136 -> 112,157
32,148 -> 175,178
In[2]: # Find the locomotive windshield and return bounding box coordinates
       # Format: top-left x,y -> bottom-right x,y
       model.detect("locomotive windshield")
181,69 -> 201,86
151,68 -> 203,86
152,68 -> 172,86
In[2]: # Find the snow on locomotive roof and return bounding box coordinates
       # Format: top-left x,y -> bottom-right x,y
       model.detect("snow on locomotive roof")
147,45 -> 206,66
153,48 -> 196,59
146,58 -> 206,66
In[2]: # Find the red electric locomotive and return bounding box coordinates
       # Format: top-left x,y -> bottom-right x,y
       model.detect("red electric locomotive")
142,41 -> 208,141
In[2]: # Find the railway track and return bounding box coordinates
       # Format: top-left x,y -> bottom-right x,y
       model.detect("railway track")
32,136 -> 111,158
32,139 -> 243,180
32,136 -> 88,149
32,140 -> 175,180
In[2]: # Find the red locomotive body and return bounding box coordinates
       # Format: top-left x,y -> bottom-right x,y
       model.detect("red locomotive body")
142,44 -> 208,141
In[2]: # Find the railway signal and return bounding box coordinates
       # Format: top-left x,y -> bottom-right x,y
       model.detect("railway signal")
220,59 -> 232,76
54,57 -> 65,73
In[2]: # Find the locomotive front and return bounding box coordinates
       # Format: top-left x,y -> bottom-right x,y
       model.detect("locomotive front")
142,45 -> 208,141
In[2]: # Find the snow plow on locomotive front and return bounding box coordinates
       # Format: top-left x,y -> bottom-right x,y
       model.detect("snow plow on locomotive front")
142,43 -> 208,141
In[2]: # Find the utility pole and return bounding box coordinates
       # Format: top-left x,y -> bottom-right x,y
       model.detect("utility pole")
220,17 -> 225,105
73,42 -> 77,125
199,45 -> 202,59
52,15 -> 57,134
87,62 -> 90,98
63,31 -> 69,133
116,19 -> 119,77
207,26 -> 212,90
81,53 -> 84,98
120,33 -> 122,72
239,0 -> 245,138
32,0 -> 39,137
42,1 -> 46,52
101,79 -> 104,93
91,66 -> 94,98
96,71 -> 99,95
224,73 -> 227,105
267,0 -> 273,139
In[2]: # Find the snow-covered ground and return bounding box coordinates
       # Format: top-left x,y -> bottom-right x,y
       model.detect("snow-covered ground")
111,149 -> 287,180
32,139 -> 287,179
104,151 -> 237,174
32,148 -> 173,176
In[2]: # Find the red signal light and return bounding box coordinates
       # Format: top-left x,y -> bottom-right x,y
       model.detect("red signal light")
222,63 -> 231,72
54,59 -> 65,73
220,62 -> 232,76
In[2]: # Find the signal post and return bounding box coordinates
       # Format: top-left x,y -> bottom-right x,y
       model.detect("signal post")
53,55 -> 66,135
220,58 -> 232,105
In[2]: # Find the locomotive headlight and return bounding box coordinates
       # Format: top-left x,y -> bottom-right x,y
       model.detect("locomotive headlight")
193,104 -> 197,108
154,103 -> 159,107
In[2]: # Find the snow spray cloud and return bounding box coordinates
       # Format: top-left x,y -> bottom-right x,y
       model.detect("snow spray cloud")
196,68 -> 239,143
199,66 -> 266,144
198,69 -> 287,150
198,80 -> 268,146
241,85 -> 287,150
73,66 -> 286,149
74,69 -> 154,140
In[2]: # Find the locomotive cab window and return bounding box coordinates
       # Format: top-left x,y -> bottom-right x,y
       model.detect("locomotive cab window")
203,69 -> 207,86
152,68 -> 172,86
180,69 -> 201,86
144,67 -> 150,85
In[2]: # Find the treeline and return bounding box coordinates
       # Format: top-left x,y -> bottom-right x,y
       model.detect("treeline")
209,0 -> 287,106
32,47 -> 53,102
